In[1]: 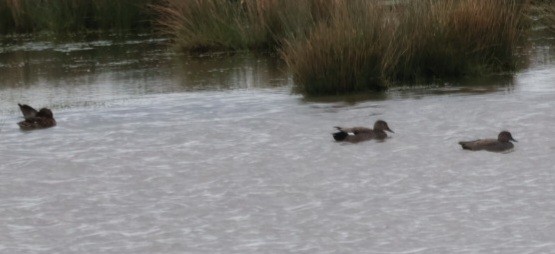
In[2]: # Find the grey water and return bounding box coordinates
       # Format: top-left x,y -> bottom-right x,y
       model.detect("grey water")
1,34 -> 555,253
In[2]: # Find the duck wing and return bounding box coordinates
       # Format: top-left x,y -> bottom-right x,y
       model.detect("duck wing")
18,104 -> 38,120
458,139 -> 496,151
334,126 -> 373,134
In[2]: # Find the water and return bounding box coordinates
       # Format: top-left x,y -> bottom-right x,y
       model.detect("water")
1,35 -> 554,253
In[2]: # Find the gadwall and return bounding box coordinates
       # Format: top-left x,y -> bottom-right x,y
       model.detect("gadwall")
458,131 -> 517,152
17,104 -> 57,130
333,120 -> 394,143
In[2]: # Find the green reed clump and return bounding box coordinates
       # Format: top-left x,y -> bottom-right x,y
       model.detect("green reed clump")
0,0 -> 156,34
153,0 -> 332,52
282,0 -> 529,95
153,0 -> 250,51
388,0 -> 528,81
282,1 -> 393,94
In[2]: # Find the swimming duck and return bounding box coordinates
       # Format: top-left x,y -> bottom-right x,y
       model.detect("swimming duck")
333,120 -> 394,143
458,131 -> 516,152
17,104 -> 57,130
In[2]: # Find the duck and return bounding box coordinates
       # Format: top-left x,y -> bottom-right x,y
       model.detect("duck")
458,131 -> 516,152
17,104 -> 57,130
333,120 -> 394,143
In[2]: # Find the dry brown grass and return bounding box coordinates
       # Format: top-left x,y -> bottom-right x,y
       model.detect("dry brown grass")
281,1 -> 394,94
153,0 -> 336,52
282,0 -> 529,95
388,0 -> 527,80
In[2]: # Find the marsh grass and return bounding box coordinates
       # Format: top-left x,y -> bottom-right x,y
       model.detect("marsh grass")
283,0 -> 529,95
388,0 -> 527,81
0,0 -> 155,34
1,0 -> 533,95
153,0 -> 251,52
281,1 -> 394,94
154,0 -> 334,52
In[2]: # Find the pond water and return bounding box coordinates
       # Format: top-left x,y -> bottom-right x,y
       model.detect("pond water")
0,34 -> 554,253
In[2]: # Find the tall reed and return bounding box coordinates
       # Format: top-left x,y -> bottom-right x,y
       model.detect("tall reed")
0,0 -> 156,34
388,0 -> 528,81
282,1 -> 393,94
153,0 -> 332,52
282,0 -> 529,95
154,0 -> 250,51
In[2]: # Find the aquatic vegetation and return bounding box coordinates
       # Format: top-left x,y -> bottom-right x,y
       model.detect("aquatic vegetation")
153,0 -> 333,52
281,1 -> 393,94
388,0 -> 528,81
0,0 -> 156,34
153,0 -> 252,52
283,0 -> 529,95
1,0 -> 533,95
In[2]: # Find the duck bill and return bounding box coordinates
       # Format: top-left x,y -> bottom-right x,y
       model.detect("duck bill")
511,138 -> 517,142
386,128 -> 394,133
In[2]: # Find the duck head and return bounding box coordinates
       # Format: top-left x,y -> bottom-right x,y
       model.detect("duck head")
37,108 -> 54,119
498,131 -> 516,142
374,120 -> 394,133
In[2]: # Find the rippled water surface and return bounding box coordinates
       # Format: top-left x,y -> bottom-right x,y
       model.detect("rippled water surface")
1,35 -> 555,253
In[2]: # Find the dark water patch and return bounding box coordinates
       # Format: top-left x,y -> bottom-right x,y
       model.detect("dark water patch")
0,36 -> 291,115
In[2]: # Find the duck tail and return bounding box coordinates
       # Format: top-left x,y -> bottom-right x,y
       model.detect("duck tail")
458,142 -> 471,150
333,131 -> 348,141
18,103 -> 38,120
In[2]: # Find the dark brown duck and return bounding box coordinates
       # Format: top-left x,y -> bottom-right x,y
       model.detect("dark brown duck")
333,120 -> 394,143
459,131 -> 516,152
17,104 -> 57,130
